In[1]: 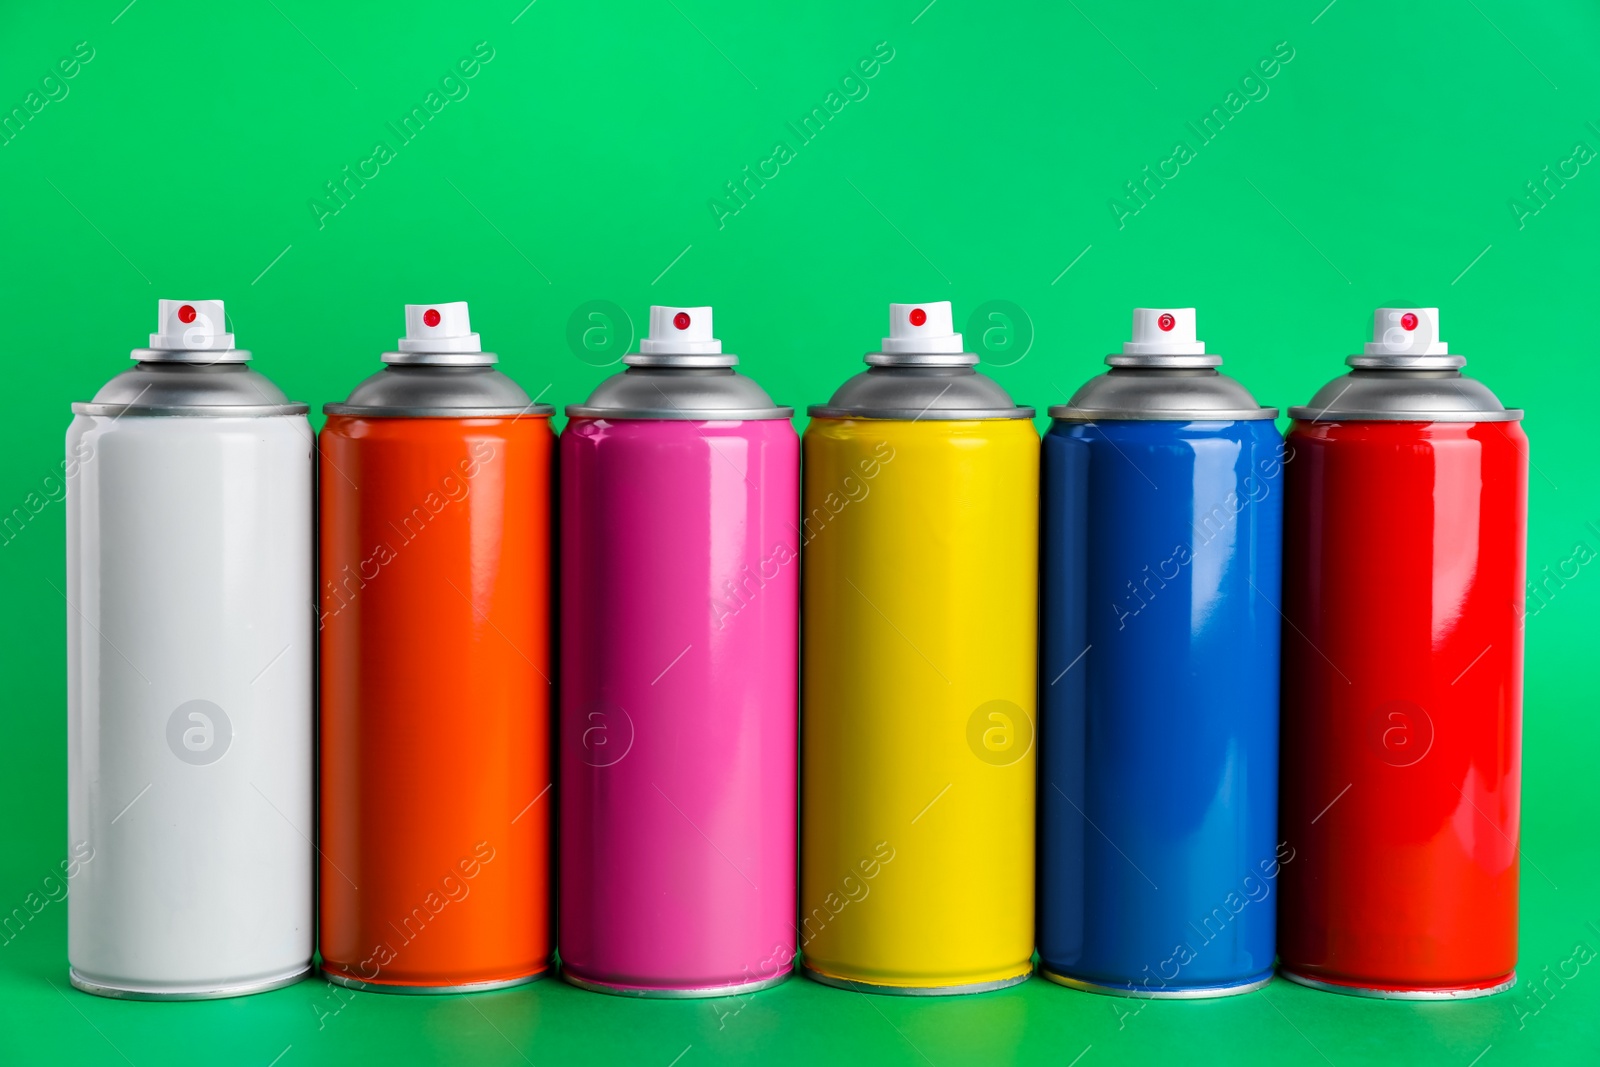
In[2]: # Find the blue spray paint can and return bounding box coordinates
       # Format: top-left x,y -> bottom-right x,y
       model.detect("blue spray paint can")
1038,308 -> 1284,998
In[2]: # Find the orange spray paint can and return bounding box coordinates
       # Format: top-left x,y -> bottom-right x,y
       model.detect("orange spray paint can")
318,302 -> 554,993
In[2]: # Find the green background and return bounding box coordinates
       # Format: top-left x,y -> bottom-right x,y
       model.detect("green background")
2,0 -> 1597,1063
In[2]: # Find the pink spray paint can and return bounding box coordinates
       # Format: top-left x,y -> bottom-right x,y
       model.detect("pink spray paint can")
559,305 -> 799,998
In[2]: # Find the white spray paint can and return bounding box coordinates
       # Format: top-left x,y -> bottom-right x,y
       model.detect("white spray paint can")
66,299 -> 314,999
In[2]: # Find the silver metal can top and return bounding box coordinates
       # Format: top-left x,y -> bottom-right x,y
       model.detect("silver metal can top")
807,301 -> 1034,420
566,305 -> 792,420
324,302 -> 550,418
1050,308 -> 1276,422
74,299 -> 307,417
1287,307 -> 1522,422
325,366 -> 543,418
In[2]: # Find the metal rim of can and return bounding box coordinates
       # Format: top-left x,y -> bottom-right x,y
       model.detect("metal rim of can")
321,967 -> 551,995
563,404 -> 795,420
380,350 -> 500,367
322,402 -> 556,418
560,967 -> 791,999
805,405 -> 1036,420
1278,968 -> 1517,1000
68,964 -> 313,1001
1285,406 -> 1524,422
1048,404 -> 1278,422
1104,354 -> 1225,369
71,401 -> 311,417
799,963 -> 1034,997
1345,354 -> 1466,370
1038,966 -> 1275,999
623,352 -> 740,369
129,347 -> 252,364
863,351 -> 979,368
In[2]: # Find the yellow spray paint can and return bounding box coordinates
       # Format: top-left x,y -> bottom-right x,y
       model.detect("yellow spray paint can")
800,301 -> 1038,994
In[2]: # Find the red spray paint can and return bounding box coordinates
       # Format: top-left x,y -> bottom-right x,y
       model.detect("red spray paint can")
1278,307 -> 1526,999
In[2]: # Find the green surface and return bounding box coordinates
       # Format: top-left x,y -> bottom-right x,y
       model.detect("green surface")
2,0 -> 1597,1063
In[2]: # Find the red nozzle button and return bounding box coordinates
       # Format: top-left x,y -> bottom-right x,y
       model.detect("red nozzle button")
673,312 -> 691,330
909,308 -> 927,327
1157,313 -> 1175,332
1400,312 -> 1418,331
178,305 -> 197,324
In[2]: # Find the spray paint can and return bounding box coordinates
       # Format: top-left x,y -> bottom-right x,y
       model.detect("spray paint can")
66,300 -> 313,999
1278,308 -> 1526,999
559,305 -> 798,997
319,303 -> 554,993
800,301 -> 1037,995
1038,308 -> 1283,998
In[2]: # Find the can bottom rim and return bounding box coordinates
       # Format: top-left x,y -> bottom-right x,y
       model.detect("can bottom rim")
1038,966 -> 1274,999
801,962 -> 1032,997
561,967 -> 790,999
69,963 -> 312,1001
1278,968 -> 1516,1000
321,967 -> 550,995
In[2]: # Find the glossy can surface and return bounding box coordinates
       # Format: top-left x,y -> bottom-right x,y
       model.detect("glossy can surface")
319,415 -> 554,990
1278,419 -> 1526,996
801,418 -> 1038,993
1038,419 -> 1283,996
559,417 -> 799,995
66,413 -> 314,998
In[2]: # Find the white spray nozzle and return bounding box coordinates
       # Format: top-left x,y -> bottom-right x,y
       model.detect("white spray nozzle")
640,306 -> 721,355
1123,308 -> 1204,356
882,301 -> 963,354
398,302 -> 481,353
150,299 -> 234,351
1365,307 -> 1447,357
